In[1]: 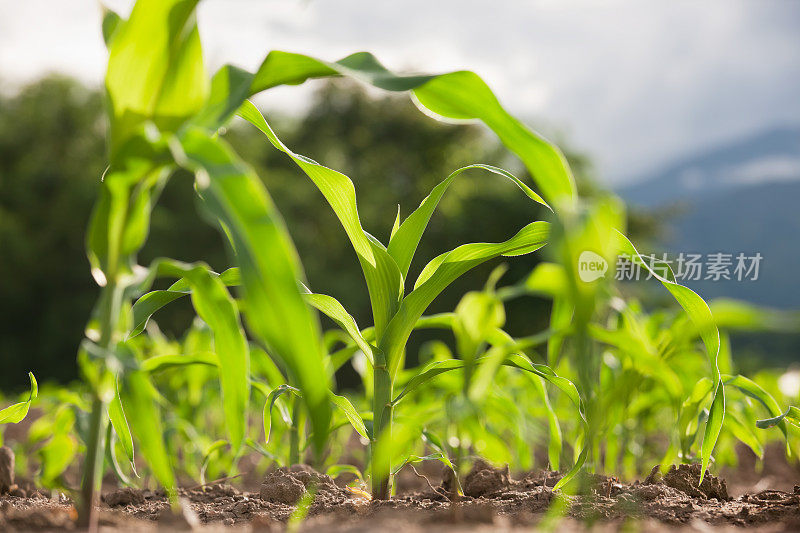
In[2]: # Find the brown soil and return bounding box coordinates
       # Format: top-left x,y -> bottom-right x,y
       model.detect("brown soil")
1,460 -> 799,532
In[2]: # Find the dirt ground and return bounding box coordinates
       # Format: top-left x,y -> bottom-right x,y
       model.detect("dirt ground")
1,455 -> 799,532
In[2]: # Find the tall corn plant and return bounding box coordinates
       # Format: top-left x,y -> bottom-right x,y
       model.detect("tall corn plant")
79,1 -> 332,526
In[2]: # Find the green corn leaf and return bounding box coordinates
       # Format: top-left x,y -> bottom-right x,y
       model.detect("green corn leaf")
533,376 -> 562,471
105,424 -> 135,486
39,434 -> 78,487
129,289 -> 188,338
700,383 -> 725,482
143,260 -> 250,453
245,438 -> 279,461
36,406 -> 76,486
200,440 -> 229,485
130,267 -> 237,338
0,372 -> 38,424
174,127 -> 332,456
725,409 -> 764,459
140,352 -> 218,373
392,359 -> 465,405
85,160 -> 171,293
722,374 -> 789,443
120,370 -> 176,502
301,288 -> 375,365
388,164 -> 549,278
413,72 -> 575,205
245,52 -> 576,206
757,406 -> 800,430
237,101 -> 402,340
325,464 -> 363,482
381,221 -> 549,376
263,385 -> 299,444
105,0 -> 208,159
107,379 -> 135,470
453,291 -> 506,361
330,394 -> 369,440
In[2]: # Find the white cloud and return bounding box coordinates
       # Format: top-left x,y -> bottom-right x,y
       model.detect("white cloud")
1,0 -> 798,185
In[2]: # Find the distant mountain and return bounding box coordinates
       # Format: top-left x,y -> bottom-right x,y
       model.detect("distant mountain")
620,126 -> 800,207
617,126 -> 800,310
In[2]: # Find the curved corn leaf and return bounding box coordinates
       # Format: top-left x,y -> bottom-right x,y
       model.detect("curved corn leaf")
107,379 -> 135,470
534,376 -> 563,471
263,385 -> 298,444
388,163 -> 549,278
722,374 -> 789,443
101,7 -> 122,47
381,221 -> 549,376
243,52 -> 576,206
392,359 -> 465,405
130,267 -> 239,338
701,383 -> 725,480
140,352 -> 218,373
330,394 -> 369,440
105,424 -> 135,486
237,101 -> 402,341
245,437 -> 279,461
0,372 -> 38,424
325,464 -> 363,482
174,127 -> 332,456
120,370 -> 176,502
39,434 -> 78,487
200,440 -> 229,486
301,288 -> 375,366
757,406 -> 800,430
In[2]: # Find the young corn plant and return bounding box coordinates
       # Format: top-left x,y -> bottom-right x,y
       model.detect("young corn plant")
386,269 -> 587,484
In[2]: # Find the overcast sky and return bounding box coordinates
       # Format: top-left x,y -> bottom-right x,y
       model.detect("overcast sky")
1,0 -> 798,185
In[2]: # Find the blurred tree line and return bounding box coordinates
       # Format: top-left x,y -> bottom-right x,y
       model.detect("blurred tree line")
0,75 -> 644,390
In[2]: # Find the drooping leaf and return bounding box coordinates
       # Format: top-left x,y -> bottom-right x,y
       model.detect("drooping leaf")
330,394 -> 369,440
120,370 -> 176,502
244,52 -> 576,205
0,372 -> 38,424
107,379 -> 135,470
174,128 -> 332,456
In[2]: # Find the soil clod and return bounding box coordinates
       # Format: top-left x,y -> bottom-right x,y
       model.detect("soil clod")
0,446 -> 14,493
462,460 -> 512,498
662,464 -> 729,500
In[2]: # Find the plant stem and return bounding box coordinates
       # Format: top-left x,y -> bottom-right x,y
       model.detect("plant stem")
78,397 -> 107,530
371,360 -> 392,500
78,280 -> 121,529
